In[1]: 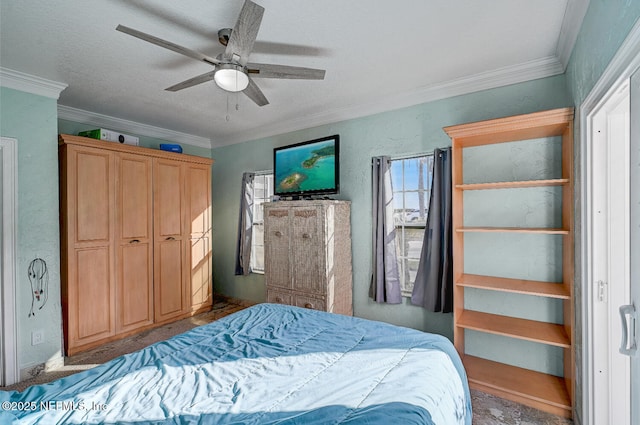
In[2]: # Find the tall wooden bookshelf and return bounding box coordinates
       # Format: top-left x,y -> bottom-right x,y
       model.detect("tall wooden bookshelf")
444,108 -> 574,418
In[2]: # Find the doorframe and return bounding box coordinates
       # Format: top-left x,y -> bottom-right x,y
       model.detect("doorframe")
579,19 -> 640,425
0,136 -> 18,386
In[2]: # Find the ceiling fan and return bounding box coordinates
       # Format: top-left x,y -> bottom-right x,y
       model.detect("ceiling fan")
116,0 -> 325,107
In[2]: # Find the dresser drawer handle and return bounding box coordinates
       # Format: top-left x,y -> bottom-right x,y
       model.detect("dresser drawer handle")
304,302 -> 313,309
166,236 -> 176,241
274,231 -> 282,237
129,239 -> 140,243
302,233 -> 311,239
275,297 -> 283,303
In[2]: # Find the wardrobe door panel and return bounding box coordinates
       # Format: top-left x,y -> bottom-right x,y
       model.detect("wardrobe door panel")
155,160 -> 184,237
117,153 -> 153,332
75,247 -> 114,343
187,164 -> 212,311
155,240 -> 186,319
75,149 -> 111,244
154,159 -> 189,322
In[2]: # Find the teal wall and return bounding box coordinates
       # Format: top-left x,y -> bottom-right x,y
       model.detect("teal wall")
567,0 -> 640,106
0,87 -> 63,376
211,74 -> 572,340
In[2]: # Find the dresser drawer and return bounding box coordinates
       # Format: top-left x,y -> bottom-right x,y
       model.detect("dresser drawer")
267,289 -> 292,305
294,294 -> 327,312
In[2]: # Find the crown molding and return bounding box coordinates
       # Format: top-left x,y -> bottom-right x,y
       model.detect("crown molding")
556,0 -> 591,70
57,105 -> 212,148
0,68 -> 67,99
216,56 -> 565,147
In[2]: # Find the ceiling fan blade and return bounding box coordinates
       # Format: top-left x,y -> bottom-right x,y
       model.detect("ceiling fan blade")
165,70 -> 217,92
116,24 -> 221,66
247,63 -> 325,80
224,0 -> 264,66
243,78 -> 269,106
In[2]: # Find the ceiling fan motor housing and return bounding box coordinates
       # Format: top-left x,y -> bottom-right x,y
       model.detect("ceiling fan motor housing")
218,28 -> 232,46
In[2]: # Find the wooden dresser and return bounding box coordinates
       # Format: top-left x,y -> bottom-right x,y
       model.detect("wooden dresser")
59,134 -> 213,355
264,200 -> 353,315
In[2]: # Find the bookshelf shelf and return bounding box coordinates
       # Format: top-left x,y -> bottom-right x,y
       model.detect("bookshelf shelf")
456,178 -> 569,190
456,274 -> 570,299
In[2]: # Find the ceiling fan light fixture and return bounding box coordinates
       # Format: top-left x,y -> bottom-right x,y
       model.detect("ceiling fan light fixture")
214,64 -> 249,92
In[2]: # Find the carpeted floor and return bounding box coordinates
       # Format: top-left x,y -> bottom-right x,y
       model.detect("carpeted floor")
1,298 -> 573,424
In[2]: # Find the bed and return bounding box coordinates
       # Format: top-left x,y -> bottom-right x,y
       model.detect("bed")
1,303 -> 472,424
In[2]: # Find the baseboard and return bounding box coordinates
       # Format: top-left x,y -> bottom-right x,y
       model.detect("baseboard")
19,355 -> 64,382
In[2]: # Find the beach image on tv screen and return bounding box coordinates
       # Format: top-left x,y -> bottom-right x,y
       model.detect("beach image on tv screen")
275,141 -> 336,193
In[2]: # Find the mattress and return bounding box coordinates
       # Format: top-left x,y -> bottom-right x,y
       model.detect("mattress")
1,303 -> 472,424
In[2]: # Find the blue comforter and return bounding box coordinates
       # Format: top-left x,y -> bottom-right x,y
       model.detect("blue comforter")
1,304 -> 472,424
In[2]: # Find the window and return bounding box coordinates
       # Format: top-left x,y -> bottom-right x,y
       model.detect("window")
390,155 -> 434,296
250,172 -> 274,273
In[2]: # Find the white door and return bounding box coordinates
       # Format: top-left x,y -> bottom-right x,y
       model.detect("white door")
0,137 -> 18,387
590,78 -> 631,425
627,66 -> 640,425
0,145 -> 4,387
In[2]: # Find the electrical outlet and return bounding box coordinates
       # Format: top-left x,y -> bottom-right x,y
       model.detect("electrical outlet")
31,330 -> 44,345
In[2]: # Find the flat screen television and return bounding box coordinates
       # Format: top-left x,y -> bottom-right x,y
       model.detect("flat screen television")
273,134 -> 339,198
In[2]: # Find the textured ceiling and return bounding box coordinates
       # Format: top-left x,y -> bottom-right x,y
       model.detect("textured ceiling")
0,0 -> 588,147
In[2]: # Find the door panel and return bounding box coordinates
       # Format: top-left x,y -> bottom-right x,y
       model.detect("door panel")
75,247 -> 114,342
75,150 -> 111,243
68,147 -> 116,350
264,208 -> 291,289
291,207 -> 323,294
591,83 -> 631,425
187,164 -> 212,310
117,153 -> 153,332
155,160 -> 184,237
629,67 -> 640,425
154,159 -> 188,321
119,243 -> 152,328
155,240 -> 186,320
190,235 -> 211,307
119,155 -> 152,239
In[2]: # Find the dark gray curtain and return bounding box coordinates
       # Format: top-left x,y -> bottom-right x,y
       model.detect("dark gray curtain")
234,172 -> 255,275
369,156 -> 402,304
411,147 -> 453,312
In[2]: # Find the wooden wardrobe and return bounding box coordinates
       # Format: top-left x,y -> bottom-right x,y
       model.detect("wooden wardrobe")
59,134 -> 213,355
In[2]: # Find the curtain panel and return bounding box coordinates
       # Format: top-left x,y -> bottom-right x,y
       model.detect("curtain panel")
369,156 -> 402,304
411,147 -> 453,312
234,172 -> 255,276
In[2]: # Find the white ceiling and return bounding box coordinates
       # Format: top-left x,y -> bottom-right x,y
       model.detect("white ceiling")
0,0 -> 588,148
